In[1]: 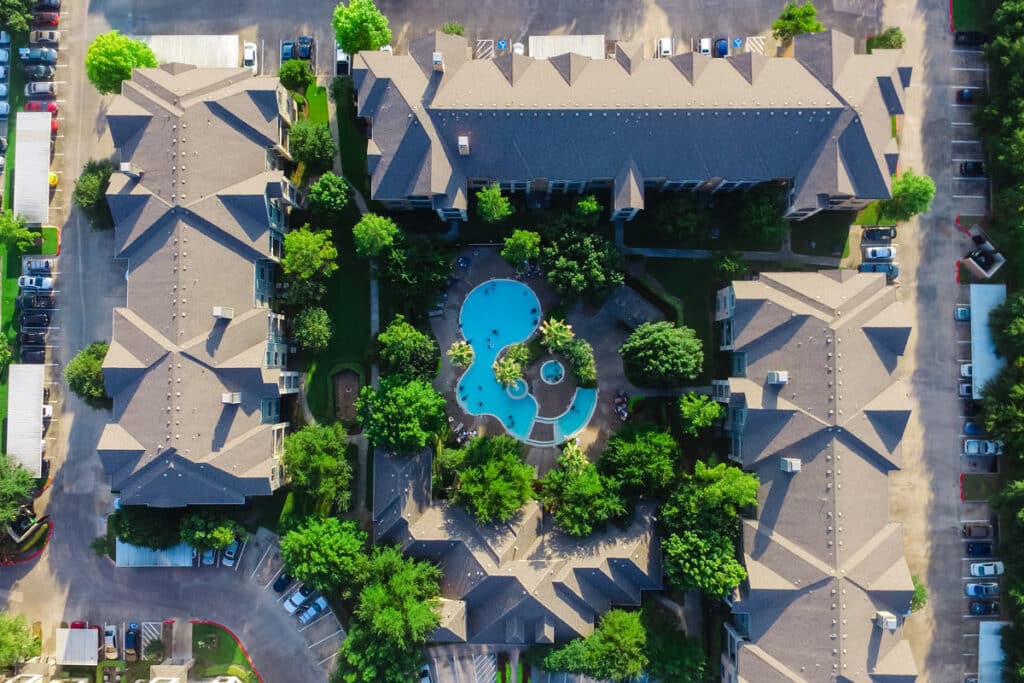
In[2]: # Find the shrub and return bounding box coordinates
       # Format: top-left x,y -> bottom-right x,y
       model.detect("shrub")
620,322 -> 703,387
278,59 -> 314,92
65,342 -> 110,406
293,307 -> 334,351
441,22 -> 465,35
289,121 -> 337,173
475,183 -> 512,223
72,159 -> 115,229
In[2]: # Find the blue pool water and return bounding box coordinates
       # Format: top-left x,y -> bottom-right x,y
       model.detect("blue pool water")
541,360 -> 565,384
456,279 -> 598,446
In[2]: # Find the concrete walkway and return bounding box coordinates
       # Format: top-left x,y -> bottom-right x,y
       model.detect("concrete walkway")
614,220 -> 843,267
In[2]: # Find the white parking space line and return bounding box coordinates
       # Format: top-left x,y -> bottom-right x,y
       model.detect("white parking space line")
308,628 -> 344,648
952,67 -> 987,72
952,122 -> 975,127
953,48 -> 985,54
953,139 -> 983,144
953,195 -> 989,199
264,567 -> 284,590
250,544 -> 272,579
318,651 -> 339,666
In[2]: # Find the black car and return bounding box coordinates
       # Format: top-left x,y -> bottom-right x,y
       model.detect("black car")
16,293 -> 54,311
863,226 -> 897,242
967,542 -> 993,558
19,331 -> 46,345
960,161 -> 985,177
297,35 -> 314,60
273,573 -> 294,593
23,64 -> 54,80
32,0 -> 60,9
20,346 -> 45,363
20,311 -> 49,327
955,31 -> 989,46
964,400 -> 980,417
969,600 -> 1000,615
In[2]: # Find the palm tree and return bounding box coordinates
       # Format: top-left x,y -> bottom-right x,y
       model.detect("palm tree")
447,340 -> 474,367
493,356 -> 522,388
540,317 -> 574,352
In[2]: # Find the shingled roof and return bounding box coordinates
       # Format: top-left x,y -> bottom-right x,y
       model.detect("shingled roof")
373,448 -> 661,645
353,31 -> 908,214
719,271 -> 917,682
99,65 -> 293,507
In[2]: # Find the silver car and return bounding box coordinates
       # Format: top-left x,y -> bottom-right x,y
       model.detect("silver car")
297,597 -> 327,625
25,81 -> 55,98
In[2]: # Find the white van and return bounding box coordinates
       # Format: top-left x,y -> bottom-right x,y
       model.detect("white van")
698,37 -> 712,56
656,37 -> 672,57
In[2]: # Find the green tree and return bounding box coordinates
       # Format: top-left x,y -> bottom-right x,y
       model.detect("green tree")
871,26 -> 905,49
989,292 -> 1024,359
771,1 -> 825,42
0,613 -> 40,669
333,0 -> 393,55
64,342 -> 110,407
492,356 -> 521,388
377,315 -> 440,381
540,317 -> 574,352
281,517 -> 368,593
661,461 -> 760,537
308,172 -> 351,217
0,0 -> 35,33
441,22 -> 465,36
501,229 -> 541,267
284,423 -> 354,512
883,169 -> 936,221
655,194 -> 710,241
576,194 -> 601,217
0,346 -> 11,375
542,610 -> 647,681
356,377 -> 447,452
599,425 -> 678,500
714,250 -> 749,279
282,225 -> 339,280
620,321 -> 703,388
289,121 -> 337,173
281,278 -> 327,307
678,392 -> 724,436
109,506 -> 184,550
540,442 -> 625,537
562,339 -> 597,386
475,183 -> 513,223
143,639 -> 165,662
293,307 -> 334,352
278,59 -> 314,92
72,159 -> 116,229
642,604 -> 707,683
85,30 -> 158,94
662,529 -> 747,595
0,455 -> 35,525
0,210 -> 36,251
740,187 -> 788,245
179,512 -> 240,552
447,340 -> 474,367
380,239 -> 453,308
541,225 -> 623,302
911,575 -> 928,612
452,436 -> 534,523
353,214 -> 400,258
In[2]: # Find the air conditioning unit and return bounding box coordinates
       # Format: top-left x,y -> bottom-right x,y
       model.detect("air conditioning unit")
221,392 -> 241,405
875,611 -> 898,631
458,135 -> 470,156
212,306 -> 235,319
767,370 -> 789,385
780,457 -> 801,473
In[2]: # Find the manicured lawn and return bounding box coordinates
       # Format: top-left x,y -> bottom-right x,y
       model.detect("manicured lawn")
953,0 -> 997,31
332,77 -> 377,208
962,473 -> 1000,502
305,84 -> 329,125
854,201 -> 901,226
192,623 -> 258,683
790,211 -> 854,257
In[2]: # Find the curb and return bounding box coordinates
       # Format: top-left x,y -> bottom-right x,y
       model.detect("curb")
2,519 -> 53,566
189,620 -> 265,683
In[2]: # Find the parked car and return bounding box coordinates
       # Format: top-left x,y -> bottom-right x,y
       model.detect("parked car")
103,625 -> 118,660
698,37 -> 712,55
964,439 -> 1004,456
32,12 -> 59,26
955,305 -> 971,321
281,40 -> 295,63
379,44 -> 393,54
297,35 -> 314,60
512,42 -> 524,54
201,549 -> 216,566
955,31 -> 990,46
33,0 -> 60,9
222,539 -> 240,567
419,665 -> 432,683
0,102 -> 8,117
967,542 -> 994,558
960,161 -> 985,176
956,88 -> 978,104
284,586 -> 315,614
962,524 -> 991,538
29,30 -> 59,46
335,45 -> 349,76
23,64 -> 54,80
864,246 -> 896,260
969,600 -> 1000,615
959,382 -> 973,397
18,275 -> 53,290
19,47 -> 57,64
966,582 -> 1000,597
858,262 -> 900,279
0,83 -> 7,98
124,623 -> 140,662
16,293 -> 54,310
297,597 -> 328,625
69,621 -> 86,630
19,331 -> 46,345
20,312 -> 50,328
0,49 -> 8,65
273,573 -> 294,593
0,66 -> 7,81
0,31 -> 8,46
714,38 -> 729,57
961,363 -> 973,378
21,347 -> 44,363
964,422 -> 984,436
656,37 -> 672,57
243,41 -> 257,75
863,226 -> 897,242
24,100 -> 57,114
971,561 -> 1005,577
24,258 -> 54,275
25,81 -> 55,98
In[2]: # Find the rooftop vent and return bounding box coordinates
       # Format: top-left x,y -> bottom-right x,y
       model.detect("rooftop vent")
221,392 -> 241,405
780,457 -> 801,473
212,306 -> 234,320
457,135 -> 470,156
119,162 -> 144,179
767,370 -> 789,385
432,51 -> 444,72
875,611 -> 899,631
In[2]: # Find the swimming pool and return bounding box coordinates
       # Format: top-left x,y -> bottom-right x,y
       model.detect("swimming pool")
456,279 -> 597,446
541,360 -> 565,385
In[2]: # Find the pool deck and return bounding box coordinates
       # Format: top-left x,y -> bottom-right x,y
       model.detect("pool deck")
430,247 -> 648,475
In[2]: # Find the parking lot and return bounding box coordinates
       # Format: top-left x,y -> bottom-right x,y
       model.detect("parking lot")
949,42 -> 990,218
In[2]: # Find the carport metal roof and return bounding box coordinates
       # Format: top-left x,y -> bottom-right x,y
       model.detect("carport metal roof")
55,628 -> 98,666
970,283 -> 1007,399
978,620 -> 1008,683
135,35 -> 240,68
6,364 -> 44,477
115,539 -> 194,567
13,112 -> 52,226
527,34 -> 605,59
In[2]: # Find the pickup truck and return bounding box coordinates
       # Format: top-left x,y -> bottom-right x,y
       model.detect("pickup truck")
962,524 -> 991,538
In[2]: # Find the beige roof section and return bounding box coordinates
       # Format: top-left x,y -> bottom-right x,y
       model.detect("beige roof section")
724,270 -> 917,682
101,65 -> 292,508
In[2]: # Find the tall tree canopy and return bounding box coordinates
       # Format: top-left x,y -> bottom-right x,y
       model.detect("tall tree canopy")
284,423 -> 354,512
356,377 -> 447,452
540,443 -> 625,537
451,436 -> 535,524
377,315 -> 440,381
0,455 -> 35,525
85,30 -> 158,94
542,609 -> 648,681
771,1 -> 825,41
282,225 -> 339,280
332,0 -> 393,54
281,517 -> 368,594
620,322 -> 703,388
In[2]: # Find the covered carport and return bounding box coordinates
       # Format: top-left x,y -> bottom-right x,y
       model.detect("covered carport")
970,283 -> 1007,399
13,112 -> 52,227
135,35 -> 240,68
115,539 -> 193,567
527,34 -> 606,59
54,627 -> 98,666
5,364 -> 44,477
978,621 -> 1008,683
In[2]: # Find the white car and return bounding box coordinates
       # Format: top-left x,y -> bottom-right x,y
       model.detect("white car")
243,42 -> 257,76
698,37 -> 712,55
284,586 -> 314,614
103,625 -> 118,660
656,37 -> 672,57
18,276 -> 54,290
222,539 -> 240,567
42,404 -> 53,419
864,246 -> 896,260
961,363 -> 973,378
970,561 -> 1005,577
297,596 -> 328,624
963,439 -> 1004,456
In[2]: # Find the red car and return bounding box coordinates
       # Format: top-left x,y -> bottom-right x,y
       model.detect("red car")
50,118 -> 58,134
69,621 -> 86,629
31,12 -> 58,26
24,100 -> 57,115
